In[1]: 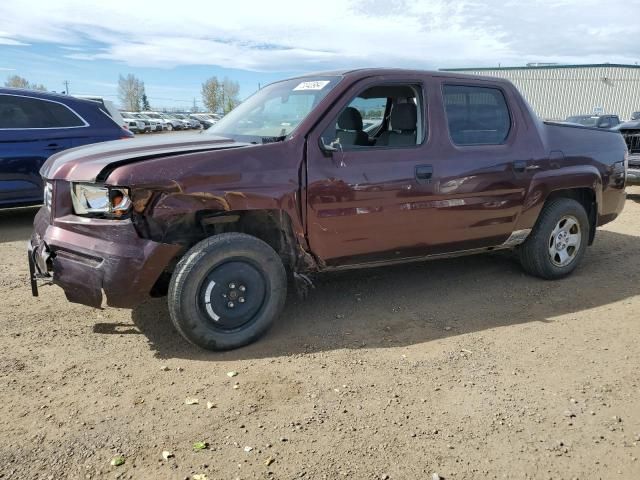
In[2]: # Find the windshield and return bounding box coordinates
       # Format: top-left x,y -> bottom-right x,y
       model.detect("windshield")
205,76 -> 341,142
145,113 -> 161,119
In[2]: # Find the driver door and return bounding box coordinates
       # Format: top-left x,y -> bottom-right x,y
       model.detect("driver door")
305,76 -> 435,266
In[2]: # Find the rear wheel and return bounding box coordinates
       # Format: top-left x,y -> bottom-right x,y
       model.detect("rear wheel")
518,198 -> 589,279
168,233 -> 287,350
166,123 -> 173,131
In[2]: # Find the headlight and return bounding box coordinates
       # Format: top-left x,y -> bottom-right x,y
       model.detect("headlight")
71,183 -> 132,217
43,182 -> 53,210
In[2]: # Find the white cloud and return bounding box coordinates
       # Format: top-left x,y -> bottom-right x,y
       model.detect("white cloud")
0,30 -> 28,46
0,0 -> 638,71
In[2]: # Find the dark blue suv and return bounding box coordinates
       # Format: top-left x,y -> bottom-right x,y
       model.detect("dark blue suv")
0,89 -> 133,208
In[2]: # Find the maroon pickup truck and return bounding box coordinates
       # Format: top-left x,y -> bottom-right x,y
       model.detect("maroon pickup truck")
29,69 -> 628,350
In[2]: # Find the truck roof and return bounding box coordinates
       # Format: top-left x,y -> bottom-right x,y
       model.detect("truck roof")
296,67 -> 513,84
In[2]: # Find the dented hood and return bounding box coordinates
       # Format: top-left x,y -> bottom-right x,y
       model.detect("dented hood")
41,134 -> 248,182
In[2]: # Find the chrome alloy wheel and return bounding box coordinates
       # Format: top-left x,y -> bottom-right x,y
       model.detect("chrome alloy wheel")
548,215 -> 581,267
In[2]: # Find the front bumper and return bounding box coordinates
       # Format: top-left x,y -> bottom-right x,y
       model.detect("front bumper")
28,207 -> 181,308
627,167 -> 640,185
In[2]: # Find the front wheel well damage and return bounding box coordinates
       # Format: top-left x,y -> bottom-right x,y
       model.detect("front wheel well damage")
544,187 -> 597,245
147,209 -> 316,297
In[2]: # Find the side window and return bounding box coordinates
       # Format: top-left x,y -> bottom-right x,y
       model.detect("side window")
0,95 -> 85,129
322,84 -> 424,150
443,85 -> 511,145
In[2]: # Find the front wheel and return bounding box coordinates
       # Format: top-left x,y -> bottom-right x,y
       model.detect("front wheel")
168,233 -> 287,350
518,198 -> 589,279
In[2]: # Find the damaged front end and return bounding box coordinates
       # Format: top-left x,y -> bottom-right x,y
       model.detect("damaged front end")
28,182 -> 182,308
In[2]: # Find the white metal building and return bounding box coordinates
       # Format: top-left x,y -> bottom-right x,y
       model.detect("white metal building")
442,64 -> 640,121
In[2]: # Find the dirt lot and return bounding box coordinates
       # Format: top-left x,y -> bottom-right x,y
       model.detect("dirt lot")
1,189 -> 640,480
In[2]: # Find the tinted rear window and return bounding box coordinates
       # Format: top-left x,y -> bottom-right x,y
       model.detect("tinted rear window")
0,94 -> 86,129
443,85 -> 511,145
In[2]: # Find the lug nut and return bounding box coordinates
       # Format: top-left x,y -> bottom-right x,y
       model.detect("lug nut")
239,297 -> 245,303
229,283 -> 236,289
228,301 -> 235,308
239,285 -> 246,292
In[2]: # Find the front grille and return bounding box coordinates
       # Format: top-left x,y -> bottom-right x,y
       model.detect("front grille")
621,129 -> 640,155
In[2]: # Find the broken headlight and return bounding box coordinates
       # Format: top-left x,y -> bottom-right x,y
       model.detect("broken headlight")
71,183 -> 132,217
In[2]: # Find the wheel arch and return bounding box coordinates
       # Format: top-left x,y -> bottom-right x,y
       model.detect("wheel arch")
144,207 -> 319,297
517,167 -> 602,245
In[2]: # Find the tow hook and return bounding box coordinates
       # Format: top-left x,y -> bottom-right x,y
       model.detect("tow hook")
293,272 -> 314,300
27,240 -> 53,297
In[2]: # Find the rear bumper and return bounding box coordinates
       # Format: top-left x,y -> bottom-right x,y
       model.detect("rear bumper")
29,207 -> 181,308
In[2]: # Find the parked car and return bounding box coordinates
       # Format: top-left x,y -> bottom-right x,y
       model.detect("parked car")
189,113 -> 217,129
123,111 -> 150,133
120,111 -> 145,133
29,69 -> 627,350
630,112 -> 640,121
565,114 -> 620,129
73,95 -> 127,131
614,119 -> 640,184
131,112 -> 164,132
172,113 -> 200,129
141,111 -> 180,131
0,88 -> 133,208
164,113 -> 191,130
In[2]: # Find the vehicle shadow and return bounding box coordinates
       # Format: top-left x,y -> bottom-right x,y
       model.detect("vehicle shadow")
93,323 -> 143,335
129,229 -> 640,361
0,207 -> 39,244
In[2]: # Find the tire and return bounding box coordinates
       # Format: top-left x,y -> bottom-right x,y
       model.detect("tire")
168,233 -> 287,350
518,198 -> 590,279
166,123 -> 173,131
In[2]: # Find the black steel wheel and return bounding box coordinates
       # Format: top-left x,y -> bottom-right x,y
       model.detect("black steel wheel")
168,233 -> 287,350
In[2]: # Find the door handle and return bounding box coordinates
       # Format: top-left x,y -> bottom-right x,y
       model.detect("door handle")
46,143 -> 63,150
415,164 -> 433,183
513,160 -> 540,173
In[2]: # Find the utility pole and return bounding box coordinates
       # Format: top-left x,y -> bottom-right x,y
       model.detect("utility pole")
62,80 -> 70,95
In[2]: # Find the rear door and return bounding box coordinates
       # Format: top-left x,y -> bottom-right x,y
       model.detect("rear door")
0,94 -> 84,205
421,79 -> 540,249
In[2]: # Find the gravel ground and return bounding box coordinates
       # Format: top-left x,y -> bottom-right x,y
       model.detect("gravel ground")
1,188 -> 639,480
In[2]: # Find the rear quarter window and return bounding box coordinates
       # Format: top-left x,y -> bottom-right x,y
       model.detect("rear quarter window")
0,94 -> 86,129
443,85 -> 511,145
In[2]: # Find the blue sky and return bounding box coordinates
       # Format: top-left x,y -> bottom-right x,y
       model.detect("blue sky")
0,42 -> 301,109
1,0 -> 638,109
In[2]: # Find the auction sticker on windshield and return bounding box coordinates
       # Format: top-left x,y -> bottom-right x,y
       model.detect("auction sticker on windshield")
293,81 -> 331,91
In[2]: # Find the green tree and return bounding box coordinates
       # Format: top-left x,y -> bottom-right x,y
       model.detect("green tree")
4,74 -> 46,91
202,76 -> 241,114
220,77 -> 240,113
141,92 -> 150,110
201,76 -> 221,113
118,74 -> 144,111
